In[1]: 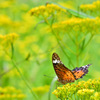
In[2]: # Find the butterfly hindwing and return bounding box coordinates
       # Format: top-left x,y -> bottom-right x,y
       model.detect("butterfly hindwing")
52,53 -> 76,84
72,64 -> 91,79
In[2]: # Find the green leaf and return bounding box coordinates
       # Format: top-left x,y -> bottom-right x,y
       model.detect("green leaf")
48,2 -> 95,19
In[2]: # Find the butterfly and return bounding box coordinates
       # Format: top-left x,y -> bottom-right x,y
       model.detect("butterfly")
52,53 -> 91,84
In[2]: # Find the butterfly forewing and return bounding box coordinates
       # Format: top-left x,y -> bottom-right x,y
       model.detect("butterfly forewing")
52,53 -> 76,84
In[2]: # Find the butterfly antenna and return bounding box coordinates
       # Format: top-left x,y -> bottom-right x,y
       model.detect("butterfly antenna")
44,75 -> 55,78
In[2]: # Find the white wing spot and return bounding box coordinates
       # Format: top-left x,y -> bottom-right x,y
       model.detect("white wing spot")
82,66 -> 86,68
82,65 -> 89,68
53,59 -> 60,64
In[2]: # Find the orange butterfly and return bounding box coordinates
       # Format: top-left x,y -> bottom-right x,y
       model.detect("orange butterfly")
52,53 -> 91,84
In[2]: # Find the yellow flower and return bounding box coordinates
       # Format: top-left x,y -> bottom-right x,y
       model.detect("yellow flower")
53,17 -> 100,35
33,85 -> 49,92
17,94 -> 26,98
53,78 -> 100,100
80,4 -> 96,11
2,88 -> 7,93
94,92 -> 100,97
0,86 -> 26,99
11,94 -> 17,98
0,94 -> 5,99
77,89 -> 94,95
29,4 -> 66,18
80,0 -> 100,16
93,1 -> 100,6
0,1 -> 13,8
5,33 -> 19,43
5,94 -> 11,98
90,92 -> 100,100
0,15 -> 12,26
0,35 -> 4,39
33,85 -> 50,96
0,33 -> 19,48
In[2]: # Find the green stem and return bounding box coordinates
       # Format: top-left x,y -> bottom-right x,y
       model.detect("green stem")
10,43 -> 38,100
11,42 -> 14,59
79,34 -> 94,55
51,28 -> 75,68
59,39 -> 76,55
48,76 -> 58,100
67,33 -> 76,45
79,35 -> 86,44
76,49 -> 79,67
74,94 -> 77,100
80,50 -> 88,66
0,58 -> 28,78
83,34 -> 94,50
81,39 -> 85,51
11,60 -> 39,100
76,35 -> 79,67
44,16 -> 75,68
3,48 -> 39,100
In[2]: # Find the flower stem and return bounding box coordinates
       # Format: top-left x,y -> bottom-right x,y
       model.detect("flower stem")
76,35 -> 79,67
79,34 -> 94,55
67,33 -> 76,45
11,60 -> 39,100
44,17 -> 75,68
83,34 -> 94,50
51,27 -> 75,68
59,39 -> 76,55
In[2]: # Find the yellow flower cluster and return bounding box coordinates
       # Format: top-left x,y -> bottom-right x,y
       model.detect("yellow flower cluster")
52,78 -> 100,100
0,0 -> 14,8
0,15 -> 12,26
80,1 -> 100,16
0,33 -> 19,48
29,4 -> 66,17
0,86 -> 26,99
77,89 -> 94,99
77,89 -> 100,100
0,15 -> 21,29
91,92 -> 100,100
53,17 -> 100,35
33,85 -> 50,95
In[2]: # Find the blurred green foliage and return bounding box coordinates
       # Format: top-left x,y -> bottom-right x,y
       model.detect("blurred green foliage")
0,0 -> 100,100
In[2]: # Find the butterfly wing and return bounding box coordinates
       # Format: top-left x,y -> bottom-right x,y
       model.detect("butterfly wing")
72,64 -> 91,79
52,53 -> 76,84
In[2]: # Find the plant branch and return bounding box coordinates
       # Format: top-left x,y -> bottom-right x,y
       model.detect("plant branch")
48,76 -> 58,100
51,27 -> 75,68
83,34 -> 94,49
76,36 -> 79,67
59,39 -> 76,55
3,44 -> 39,100
67,33 -> 76,45
44,15 -> 75,68
11,59 -> 39,100
79,34 -> 94,55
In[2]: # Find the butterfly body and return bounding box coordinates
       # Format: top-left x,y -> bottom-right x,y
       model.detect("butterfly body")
52,53 -> 91,84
